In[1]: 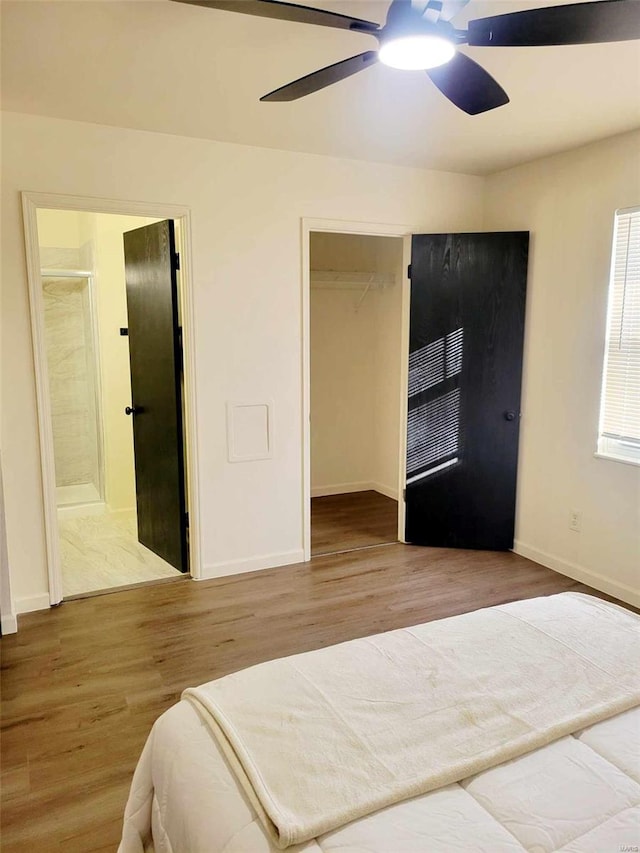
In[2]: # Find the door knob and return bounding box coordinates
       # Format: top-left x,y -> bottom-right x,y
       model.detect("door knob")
125,406 -> 137,416
504,410 -> 517,422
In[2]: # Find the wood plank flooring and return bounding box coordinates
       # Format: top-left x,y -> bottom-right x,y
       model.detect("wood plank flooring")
311,491 -> 398,555
0,543 -> 631,851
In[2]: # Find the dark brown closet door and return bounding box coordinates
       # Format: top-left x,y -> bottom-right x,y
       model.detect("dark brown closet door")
405,232 -> 529,550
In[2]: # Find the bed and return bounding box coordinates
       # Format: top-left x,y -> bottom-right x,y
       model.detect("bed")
119,593 -> 640,853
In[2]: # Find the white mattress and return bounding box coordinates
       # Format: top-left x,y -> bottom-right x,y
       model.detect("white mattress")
142,699 -> 640,853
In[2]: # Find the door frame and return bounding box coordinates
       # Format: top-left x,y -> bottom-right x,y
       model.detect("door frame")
22,191 -> 202,605
301,218 -> 412,561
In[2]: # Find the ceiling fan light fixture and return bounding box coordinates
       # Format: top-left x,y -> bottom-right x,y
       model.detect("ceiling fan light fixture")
378,34 -> 456,71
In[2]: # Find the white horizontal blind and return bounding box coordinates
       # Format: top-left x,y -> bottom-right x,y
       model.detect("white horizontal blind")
599,207 -> 640,452
406,388 -> 460,476
408,328 -> 463,397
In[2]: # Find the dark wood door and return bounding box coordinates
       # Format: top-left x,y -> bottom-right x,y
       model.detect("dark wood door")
405,232 -> 529,550
123,220 -> 188,572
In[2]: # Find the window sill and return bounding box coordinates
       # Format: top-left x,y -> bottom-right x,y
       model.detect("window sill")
594,452 -> 640,469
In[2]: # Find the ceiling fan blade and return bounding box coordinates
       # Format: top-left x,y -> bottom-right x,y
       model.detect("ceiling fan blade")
467,0 -> 640,47
427,52 -> 509,114
422,1 -> 443,24
261,51 -> 378,101
439,0 -> 470,23
171,0 -> 380,33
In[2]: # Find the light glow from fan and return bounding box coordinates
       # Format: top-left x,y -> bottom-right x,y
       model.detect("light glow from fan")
378,35 -> 456,71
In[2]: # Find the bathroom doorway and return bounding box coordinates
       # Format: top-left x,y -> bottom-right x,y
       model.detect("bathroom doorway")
28,201 -> 197,600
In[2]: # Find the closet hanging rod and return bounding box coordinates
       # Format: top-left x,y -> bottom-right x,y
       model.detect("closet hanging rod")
310,270 -> 395,289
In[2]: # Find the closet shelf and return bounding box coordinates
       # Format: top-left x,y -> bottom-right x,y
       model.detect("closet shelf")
310,270 -> 396,290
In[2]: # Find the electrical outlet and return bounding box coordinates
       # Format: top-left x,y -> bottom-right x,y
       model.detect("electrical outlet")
569,509 -> 582,533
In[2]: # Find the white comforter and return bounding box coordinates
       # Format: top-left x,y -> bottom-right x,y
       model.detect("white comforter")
119,593 -> 640,852
123,701 -> 640,852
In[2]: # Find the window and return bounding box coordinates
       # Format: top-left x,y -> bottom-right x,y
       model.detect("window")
598,206 -> 640,465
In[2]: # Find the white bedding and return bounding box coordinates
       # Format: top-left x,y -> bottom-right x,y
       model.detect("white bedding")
122,701 -> 640,852
120,596 -> 640,853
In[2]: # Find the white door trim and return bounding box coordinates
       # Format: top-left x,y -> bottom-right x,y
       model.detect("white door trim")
300,217 -> 412,562
21,191 -> 203,605
0,451 -> 17,634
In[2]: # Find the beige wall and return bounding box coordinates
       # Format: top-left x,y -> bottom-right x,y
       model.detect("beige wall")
3,112 -> 638,615
1,110 -> 484,611
485,129 -> 640,606
310,233 -> 403,499
310,280 -> 376,495
37,208 -> 84,249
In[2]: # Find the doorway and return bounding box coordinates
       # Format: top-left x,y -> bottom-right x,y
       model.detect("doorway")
308,230 -> 407,557
24,195 -> 200,603
303,222 -> 527,560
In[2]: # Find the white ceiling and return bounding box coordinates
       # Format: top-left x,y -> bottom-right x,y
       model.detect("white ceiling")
2,0 -> 639,174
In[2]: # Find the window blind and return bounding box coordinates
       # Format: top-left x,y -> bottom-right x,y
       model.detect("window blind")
599,207 -> 640,453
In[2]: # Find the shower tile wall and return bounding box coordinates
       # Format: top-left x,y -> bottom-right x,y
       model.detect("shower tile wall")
43,277 -> 101,493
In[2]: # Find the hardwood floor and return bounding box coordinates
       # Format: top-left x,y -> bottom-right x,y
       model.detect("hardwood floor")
311,490 -> 398,556
0,543 -> 630,851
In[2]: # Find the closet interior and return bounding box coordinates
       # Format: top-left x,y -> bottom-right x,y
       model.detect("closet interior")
309,232 -> 405,557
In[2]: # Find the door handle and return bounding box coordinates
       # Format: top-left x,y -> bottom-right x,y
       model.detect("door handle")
504,410 -> 517,422
125,406 -> 137,416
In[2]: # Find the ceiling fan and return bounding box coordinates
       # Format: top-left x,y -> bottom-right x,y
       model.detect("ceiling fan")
172,0 -> 640,114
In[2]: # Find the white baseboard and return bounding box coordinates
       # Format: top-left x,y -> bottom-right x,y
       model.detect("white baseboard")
200,549 -> 306,580
1,610 -> 18,634
513,540 -> 640,609
57,502 -> 106,521
370,481 -> 399,501
15,592 -> 52,614
311,481 -> 373,498
312,481 -> 399,500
